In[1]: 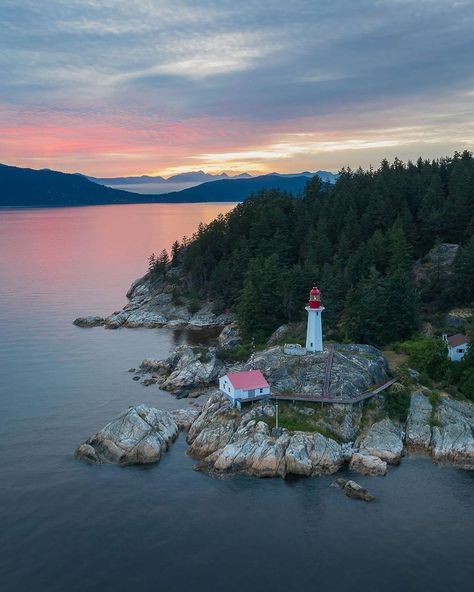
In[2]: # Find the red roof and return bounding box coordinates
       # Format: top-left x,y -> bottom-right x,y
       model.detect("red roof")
447,334 -> 469,347
226,370 -> 270,390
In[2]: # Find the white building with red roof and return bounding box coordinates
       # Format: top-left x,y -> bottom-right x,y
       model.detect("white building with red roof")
443,333 -> 470,362
219,370 -> 271,407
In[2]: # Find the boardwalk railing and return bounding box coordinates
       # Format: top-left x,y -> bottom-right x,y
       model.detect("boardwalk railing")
270,376 -> 398,405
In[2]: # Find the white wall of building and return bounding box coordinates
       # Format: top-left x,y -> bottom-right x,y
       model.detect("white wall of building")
219,375 -> 270,403
448,345 -> 468,362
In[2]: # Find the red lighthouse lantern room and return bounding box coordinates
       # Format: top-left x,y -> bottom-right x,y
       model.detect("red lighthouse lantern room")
308,286 -> 321,309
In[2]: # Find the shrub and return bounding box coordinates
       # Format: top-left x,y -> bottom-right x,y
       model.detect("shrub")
218,345 -> 252,363
384,386 -> 411,422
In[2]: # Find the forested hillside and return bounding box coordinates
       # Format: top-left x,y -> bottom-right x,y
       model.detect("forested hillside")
166,151 -> 474,345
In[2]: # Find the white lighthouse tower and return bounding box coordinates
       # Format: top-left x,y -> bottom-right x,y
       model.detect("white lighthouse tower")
305,286 -> 325,352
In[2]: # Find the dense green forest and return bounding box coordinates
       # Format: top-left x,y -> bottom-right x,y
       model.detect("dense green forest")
150,151 -> 474,398
165,151 -> 474,344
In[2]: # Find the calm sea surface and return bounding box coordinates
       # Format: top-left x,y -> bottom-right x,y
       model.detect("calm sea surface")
0,204 -> 473,592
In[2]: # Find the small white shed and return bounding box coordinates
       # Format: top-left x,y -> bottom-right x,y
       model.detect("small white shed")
443,333 -> 469,362
219,370 -> 270,407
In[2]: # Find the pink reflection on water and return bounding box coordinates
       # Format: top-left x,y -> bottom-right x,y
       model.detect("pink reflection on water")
0,203 -> 236,317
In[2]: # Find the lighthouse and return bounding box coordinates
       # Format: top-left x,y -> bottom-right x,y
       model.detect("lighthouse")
305,286 -> 325,352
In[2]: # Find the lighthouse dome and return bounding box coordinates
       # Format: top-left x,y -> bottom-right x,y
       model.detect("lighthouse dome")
308,286 -> 321,308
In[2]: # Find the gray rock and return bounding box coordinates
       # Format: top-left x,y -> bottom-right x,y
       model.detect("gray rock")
218,323 -> 242,349
349,452 -> 387,476
343,480 -> 375,502
171,408 -> 201,431
405,392 -> 432,451
285,431 -> 344,476
73,316 -> 105,328
358,418 -> 403,464
187,393 -> 343,477
101,273 -> 235,330
75,404 -> 178,465
430,397 -> 474,469
247,344 -> 388,401
140,345 -> 224,392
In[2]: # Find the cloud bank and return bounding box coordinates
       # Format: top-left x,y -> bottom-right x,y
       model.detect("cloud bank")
1,0 -> 473,175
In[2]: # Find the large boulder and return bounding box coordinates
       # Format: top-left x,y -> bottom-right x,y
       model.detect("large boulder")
349,452 -> 387,476
431,397 -> 474,469
405,392 -> 432,451
357,418 -> 403,464
285,431 -> 344,476
75,404 -> 178,465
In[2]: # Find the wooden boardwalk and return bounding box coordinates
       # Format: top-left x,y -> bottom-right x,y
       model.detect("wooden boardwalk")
270,377 -> 398,405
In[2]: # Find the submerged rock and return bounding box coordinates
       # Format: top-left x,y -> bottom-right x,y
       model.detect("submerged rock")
405,392 -> 432,451
330,477 -> 375,501
349,452 -> 387,476
75,404 -> 178,465
357,418 -> 403,464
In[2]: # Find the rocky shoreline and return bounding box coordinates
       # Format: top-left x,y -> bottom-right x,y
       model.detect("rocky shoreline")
73,279 -> 474,476
76,388 -> 474,476
73,272 -> 235,330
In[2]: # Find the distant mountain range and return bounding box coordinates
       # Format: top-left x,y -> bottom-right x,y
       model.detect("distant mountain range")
86,170 -> 253,195
88,169 -> 337,195
0,162 -> 337,207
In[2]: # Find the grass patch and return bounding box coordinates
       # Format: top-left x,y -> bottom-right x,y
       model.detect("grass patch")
256,402 -> 342,442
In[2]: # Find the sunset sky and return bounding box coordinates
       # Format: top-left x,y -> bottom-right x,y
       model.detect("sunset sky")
1,0 -> 473,177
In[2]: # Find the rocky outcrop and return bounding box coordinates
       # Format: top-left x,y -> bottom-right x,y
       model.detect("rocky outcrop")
217,323 -> 242,349
431,397 -> 474,469
73,315 -> 105,327
187,393 -> 343,477
405,392 -> 432,451
331,478 -> 375,501
75,272 -> 235,330
75,404 -> 178,465
413,243 -> 459,282
139,346 -> 224,392
247,344 -> 388,401
171,408 -> 201,431
349,452 -> 387,476
357,418 -> 403,464
285,431 -> 344,476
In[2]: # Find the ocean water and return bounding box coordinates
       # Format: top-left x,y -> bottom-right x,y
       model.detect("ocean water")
0,204 -> 473,592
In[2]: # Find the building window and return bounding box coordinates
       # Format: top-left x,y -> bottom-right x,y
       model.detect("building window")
259,388 -> 263,393
457,348 -> 465,353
